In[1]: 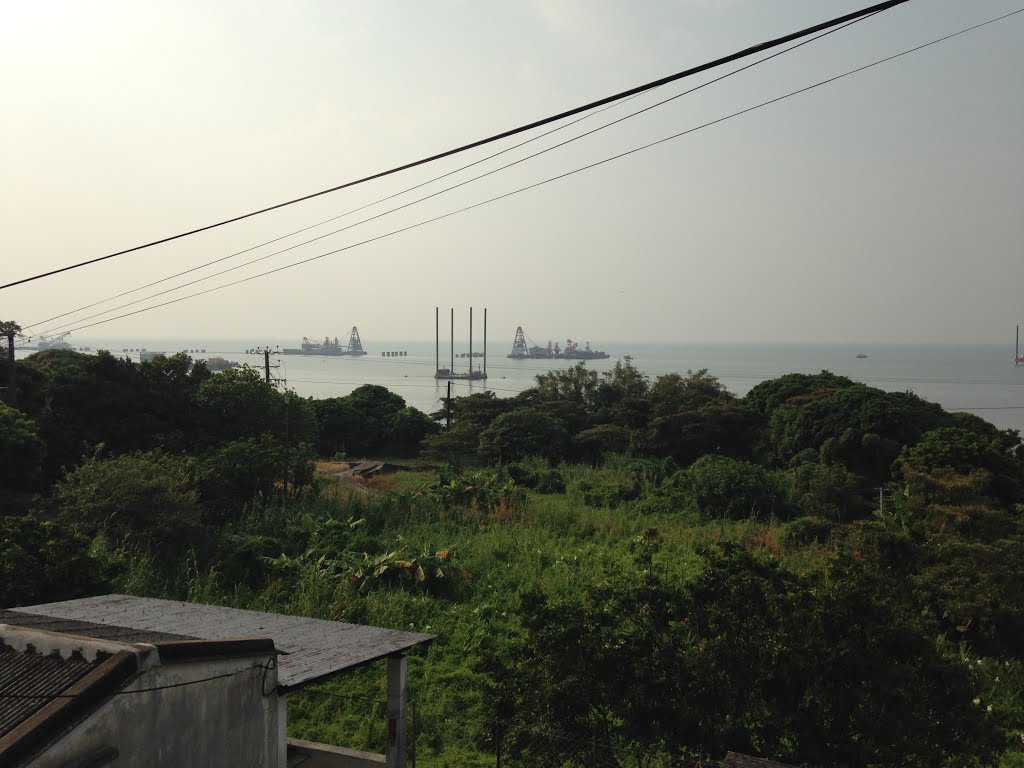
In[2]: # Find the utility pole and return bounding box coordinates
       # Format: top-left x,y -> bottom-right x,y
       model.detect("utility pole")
251,346 -> 285,389
0,320 -> 21,407
446,381 -> 452,429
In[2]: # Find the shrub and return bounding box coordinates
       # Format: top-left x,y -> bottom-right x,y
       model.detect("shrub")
674,455 -> 782,520
575,424 -> 632,462
55,451 -> 203,556
0,403 -> 45,494
0,514 -> 108,607
781,516 -> 833,547
507,460 -> 566,494
478,409 -> 569,463
782,462 -> 867,521
428,467 -> 526,514
573,475 -> 643,509
196,436 -> 315,521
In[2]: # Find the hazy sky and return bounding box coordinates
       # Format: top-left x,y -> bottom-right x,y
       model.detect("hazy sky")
2,0 -> 1022,345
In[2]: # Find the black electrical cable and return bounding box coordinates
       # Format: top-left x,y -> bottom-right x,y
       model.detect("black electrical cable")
0,0 -> 911,291
0,661 -> 275,699
29,9 -> 879,338
52,7 -> 1021,337
21,95 -> 640,333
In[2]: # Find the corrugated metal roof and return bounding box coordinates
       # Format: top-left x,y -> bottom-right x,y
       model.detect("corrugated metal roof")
724,752 -> 797,768
15,595 -> 433,691
0,644 -> 96,740
0,610 -> 193,645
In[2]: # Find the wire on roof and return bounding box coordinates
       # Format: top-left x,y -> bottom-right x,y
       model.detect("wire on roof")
0,660 -> 276,700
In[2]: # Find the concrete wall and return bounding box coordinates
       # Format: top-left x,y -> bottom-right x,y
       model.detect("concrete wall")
29,652 -> 281,768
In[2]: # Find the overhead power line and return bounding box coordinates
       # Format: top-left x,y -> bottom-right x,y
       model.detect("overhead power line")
51,6 -> 1023,337
28,10 -> 879,337
21,93 -> 642,334
0,0 -> 912,291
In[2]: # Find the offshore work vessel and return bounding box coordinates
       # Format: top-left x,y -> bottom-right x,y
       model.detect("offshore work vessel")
283,327 -> 367,356
508,326 -> 610,360
434,307 -> 487,380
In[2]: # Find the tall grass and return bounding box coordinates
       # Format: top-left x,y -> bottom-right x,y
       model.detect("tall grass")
105,463 -> 842,766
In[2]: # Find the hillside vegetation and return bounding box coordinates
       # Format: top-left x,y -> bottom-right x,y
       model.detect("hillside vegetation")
2,350 -> 1023,767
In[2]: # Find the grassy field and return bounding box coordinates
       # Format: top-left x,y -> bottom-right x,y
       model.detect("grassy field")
116,463 -> 820,766
111,463 -> 1022,768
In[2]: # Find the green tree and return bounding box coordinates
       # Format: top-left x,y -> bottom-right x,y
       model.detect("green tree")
647,404 -> 761,466
196,437 -> 315,521
898,426 -> 1023,505
593,357 -> 650,428
55,451 -> 203,556
195,367 -> 290,447
743,371 -> 854,417
332,384 -> 407,455
478,408 -> 569,463
891,429 -> 1024,656
675,454 -> 781,520
575,423 -> 632,462
765,384 -> 950,486
420,424 -> 481,467
494,544 -> 1004,767
0,514 -> 108,607
20,350 -> 148,478
313,397 -> 363,456
387,406 -> 440,455
0,403 -> 46,498
649,368 -> 733,417
533,363 -> 600,412
782,461 -> 867,521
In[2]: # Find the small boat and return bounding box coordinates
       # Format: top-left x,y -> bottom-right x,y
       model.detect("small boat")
855,353 -> 868,359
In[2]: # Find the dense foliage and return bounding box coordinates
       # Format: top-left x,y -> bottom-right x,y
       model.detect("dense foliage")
2,349 -> 1023,767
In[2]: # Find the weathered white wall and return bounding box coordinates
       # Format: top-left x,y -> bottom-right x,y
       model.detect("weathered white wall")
29,653 -> 281,768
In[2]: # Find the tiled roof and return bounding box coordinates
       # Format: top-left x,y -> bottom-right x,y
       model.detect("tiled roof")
15,595 -> 433,691
725,752 -> 797,768
0,644 -> 97,740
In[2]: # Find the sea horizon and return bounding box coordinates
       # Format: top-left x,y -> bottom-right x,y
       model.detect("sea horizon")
16,338 -> 1024,434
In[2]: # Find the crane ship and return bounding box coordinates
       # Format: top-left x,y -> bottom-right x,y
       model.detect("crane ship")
283,327 -> 367,356
508,326 -> 610,360
20,332 -> 74,351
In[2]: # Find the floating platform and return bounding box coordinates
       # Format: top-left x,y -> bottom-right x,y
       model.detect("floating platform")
434,368 -> 487,381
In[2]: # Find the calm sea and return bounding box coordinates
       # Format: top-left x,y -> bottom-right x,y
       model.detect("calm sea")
19,339 -> 1024,434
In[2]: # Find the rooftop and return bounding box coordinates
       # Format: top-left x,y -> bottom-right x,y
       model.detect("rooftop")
0,622 -> 277,767
8,594 -> 433,691
0,640 -> 98,741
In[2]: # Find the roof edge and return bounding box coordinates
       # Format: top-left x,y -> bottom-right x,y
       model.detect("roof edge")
0,650 -> 139,767
154,637 -> 277,663
277,635 -> 433,694
0,624 -> 154,666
